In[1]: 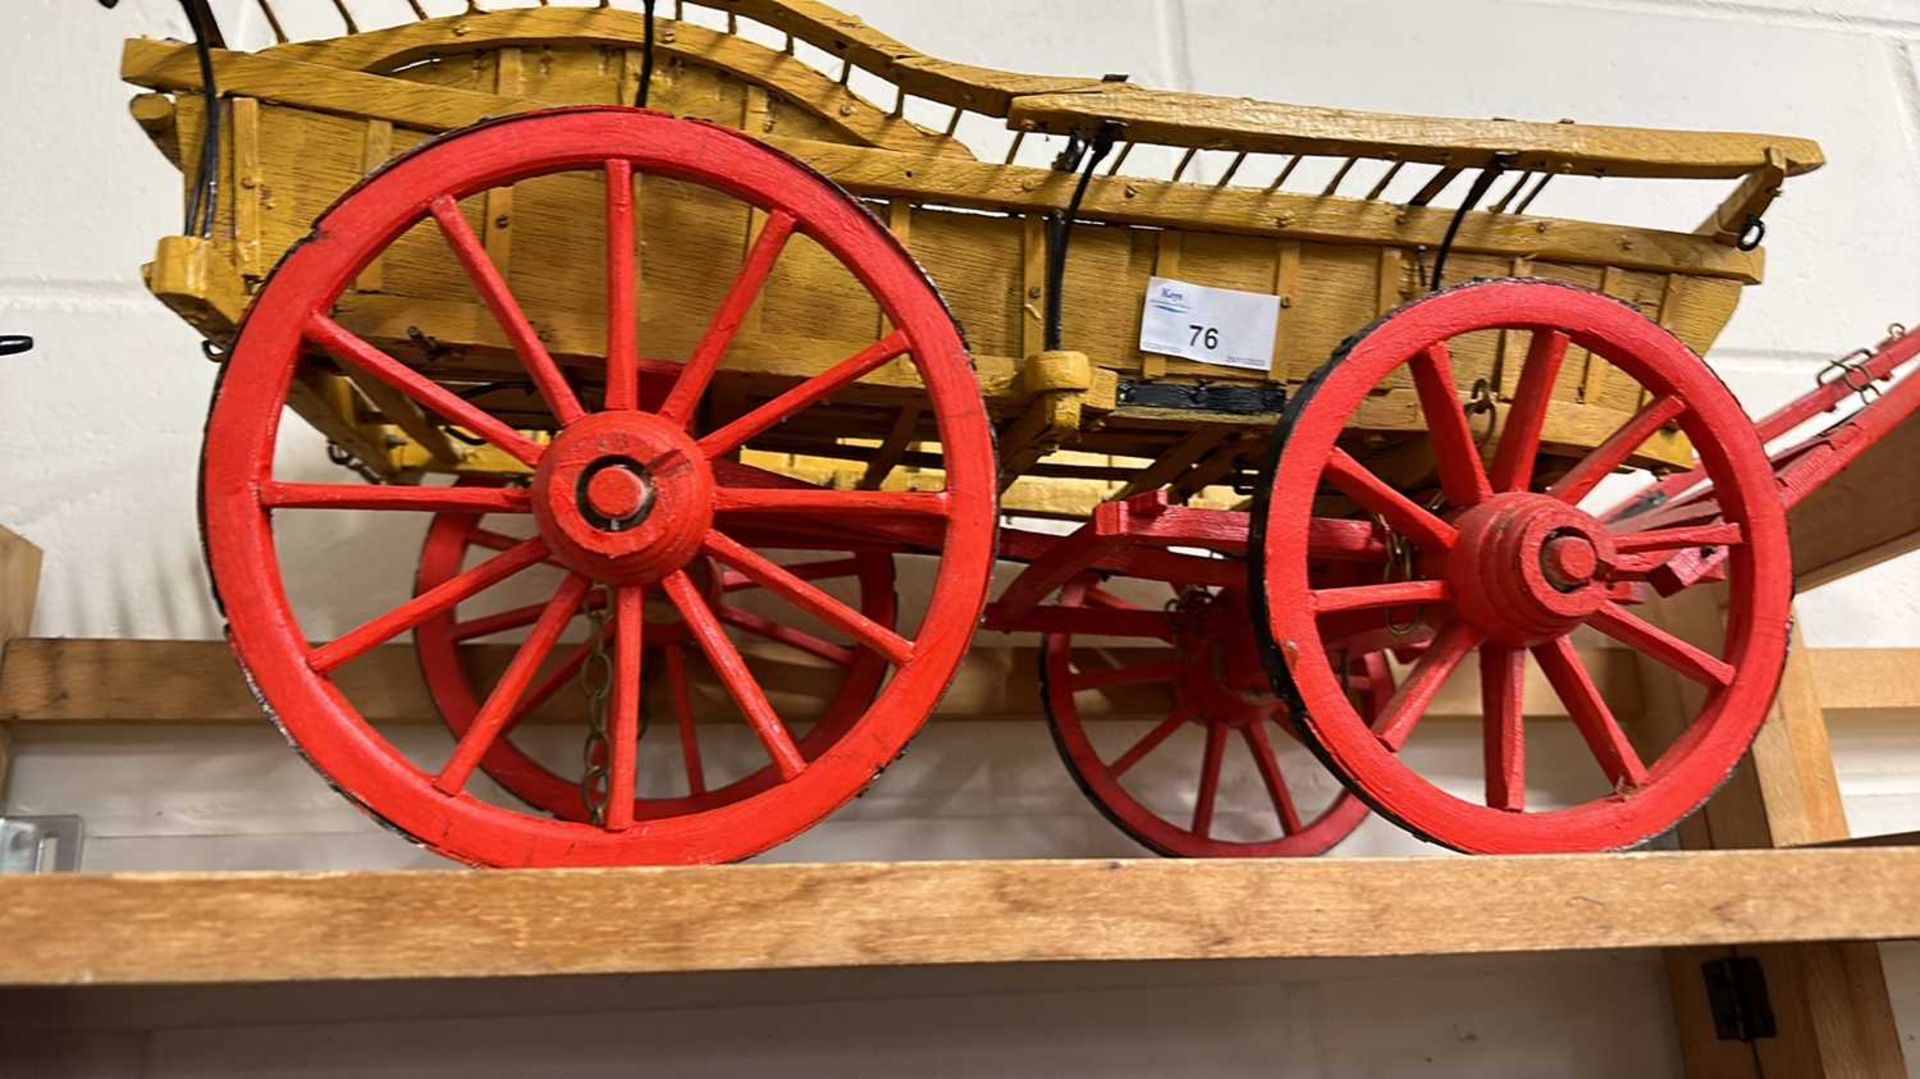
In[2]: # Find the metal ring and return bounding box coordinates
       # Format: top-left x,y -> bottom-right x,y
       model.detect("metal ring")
1736,215 -> 1766,252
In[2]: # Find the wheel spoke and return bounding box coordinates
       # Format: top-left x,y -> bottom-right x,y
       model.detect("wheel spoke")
1409,342 -> 1492,508
1004,605 -> 1175,640
724,556 -> 863,591
1533,635 -> 1650,788
1068,660 -> 1181,692
662,569 -> 806,779
505,639 -> 593,726
305,314 -> 544,467
1311,580 -> 1450,616
1587,600 -> 1735,688
470,527 -> 533,553
658,209 -> 797,427
666,643 -> 706,795
1610,522 -> 1744,554
714,487 -> 950,519
263,482 -> 531,514
434,574 -> 591,794
697,331 -> 913,459
701,530 -> 912,665
1372,621 -> 1483,751
1324,450 -> 1458,550
603,587 -> 645,830
716,603 -> 855,666
604,159 -> 640,411
309,537 -> 548,674
1109,709 -> 1189,778
1243,722 -> 1304,835
1480,645 -> 1526,812
454,589 -> 607,642
1488,329 -> 1569,493
430,195 -> 587,426
1083,585 -> 1144,611
1548,394 -> 1686,506
1191,722 -> 1228,838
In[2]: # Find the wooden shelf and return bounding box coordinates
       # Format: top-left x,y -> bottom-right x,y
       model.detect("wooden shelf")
1,847 -> 1916,986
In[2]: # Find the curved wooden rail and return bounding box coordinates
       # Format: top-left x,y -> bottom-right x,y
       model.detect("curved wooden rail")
265,7 -> 972,160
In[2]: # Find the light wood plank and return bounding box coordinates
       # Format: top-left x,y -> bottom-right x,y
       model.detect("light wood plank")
1009,87 -> 1823,180
0,527 -> 42,801
0,848 -> 1917,986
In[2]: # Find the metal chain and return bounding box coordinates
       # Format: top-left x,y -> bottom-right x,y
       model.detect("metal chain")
326,442 -> 384,485
1370,489 -> 1446,640
578,586 -> 616,826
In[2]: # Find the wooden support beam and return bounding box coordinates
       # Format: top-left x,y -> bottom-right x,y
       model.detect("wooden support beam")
0,847 -> 1917,986
0,527 -> 44,802
4,636 -> 1914,730
1635,589 -> 1906,1078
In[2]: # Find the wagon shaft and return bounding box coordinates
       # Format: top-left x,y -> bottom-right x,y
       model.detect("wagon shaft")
123,0 -> 1817,512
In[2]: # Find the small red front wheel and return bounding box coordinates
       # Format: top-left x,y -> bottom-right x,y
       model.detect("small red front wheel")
1256,279 -> 1790,854
200,109 -> 998,866
1042,578 -> 1379,857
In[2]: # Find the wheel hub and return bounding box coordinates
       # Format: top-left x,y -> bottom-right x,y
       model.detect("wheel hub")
1445,492 -> 1617,646
531,411 -> 714,584
1170,590 -> 1280,729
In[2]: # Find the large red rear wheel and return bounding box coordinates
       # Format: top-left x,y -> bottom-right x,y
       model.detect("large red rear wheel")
1043,579 -> 1381,857
1255,279 -> 1790,854
200,109 -> 997,866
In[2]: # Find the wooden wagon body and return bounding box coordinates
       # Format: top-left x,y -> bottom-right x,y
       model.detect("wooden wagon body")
124,2 -> 1818,517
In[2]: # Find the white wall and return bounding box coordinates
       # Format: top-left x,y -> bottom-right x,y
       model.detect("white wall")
4,0 -> 1920,1075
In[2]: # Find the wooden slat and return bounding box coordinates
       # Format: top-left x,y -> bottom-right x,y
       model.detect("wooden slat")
1008,88 -> 1824,180
229,97 -> 263,278
352,118 -> 393,292
1020,213 -> 1047,360
0,847 -> 1916,986
479,48 -> 522,275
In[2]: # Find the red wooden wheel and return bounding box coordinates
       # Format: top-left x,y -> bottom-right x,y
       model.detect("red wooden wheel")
1256,279 -> 1791,854
413,495 -> 896,822
200,108 -> 997,866
1042,579 -> 1380,857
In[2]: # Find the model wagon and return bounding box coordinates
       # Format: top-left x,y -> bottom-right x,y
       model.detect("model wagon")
114,0 -> 1920,866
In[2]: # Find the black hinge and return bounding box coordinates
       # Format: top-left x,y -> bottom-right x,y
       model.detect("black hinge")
1702,956 -> 1778,1042
1116,380 -> 1287,416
